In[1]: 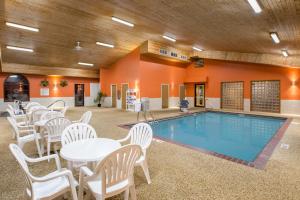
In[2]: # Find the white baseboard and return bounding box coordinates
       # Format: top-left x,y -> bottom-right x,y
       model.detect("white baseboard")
206,98 -> 220,109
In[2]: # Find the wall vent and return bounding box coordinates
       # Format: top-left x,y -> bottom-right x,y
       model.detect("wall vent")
159,49 -> 168,55
190,56 -> 204,67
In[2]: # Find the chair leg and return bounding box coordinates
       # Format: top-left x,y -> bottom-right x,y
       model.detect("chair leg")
18,141 -> 25,149
124,189 -> 129,200
129,183 -> 137,200
70,185 -> 78,200
140,160 -> 151,184
47,142 -> 51,162
35,137 -> 42,157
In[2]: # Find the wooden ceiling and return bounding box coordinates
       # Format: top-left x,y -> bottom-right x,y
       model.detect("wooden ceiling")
0,0 -> 300,71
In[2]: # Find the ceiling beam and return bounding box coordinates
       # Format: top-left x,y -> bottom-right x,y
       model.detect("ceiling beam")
192,51 -> 300,68
1,63 -> 99,79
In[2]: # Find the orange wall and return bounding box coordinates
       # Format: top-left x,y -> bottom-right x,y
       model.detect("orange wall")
185,59 -> 300,100
139,59 -> 186,98
0,73 -> 98,98
100,48 -> 300,101
100,48 -> 140,96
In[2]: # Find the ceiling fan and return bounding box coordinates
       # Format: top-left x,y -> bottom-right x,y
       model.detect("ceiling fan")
74,41 -> 82,51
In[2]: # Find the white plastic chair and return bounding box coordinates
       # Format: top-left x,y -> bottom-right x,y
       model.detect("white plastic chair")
118,122 -> 153,184
7,108 -> 27,126
44,117 -> 71,159
25,102 -> 40,110
78,144 -> 142,200
72,111 -> 92,124
61,106 -> 69,116
31,108 -> 49,124
61,123 -> 97,170
7,117 -> 42,157
40,111 -> 64,121
9,144 -> 78,200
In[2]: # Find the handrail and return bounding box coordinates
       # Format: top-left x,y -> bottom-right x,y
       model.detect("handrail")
47,100 -> 66,108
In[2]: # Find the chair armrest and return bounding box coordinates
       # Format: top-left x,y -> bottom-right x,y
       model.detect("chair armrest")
30,169 -> 75,184
117,134 -> 131,144
80,166 -> 94,177
72,120 -> 80,124
26,154 -> 62,170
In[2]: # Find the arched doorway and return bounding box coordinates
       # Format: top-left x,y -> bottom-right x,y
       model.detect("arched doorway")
4,74 -> 30,102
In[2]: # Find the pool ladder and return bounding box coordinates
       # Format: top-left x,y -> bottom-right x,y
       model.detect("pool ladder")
137,110 -> 158,124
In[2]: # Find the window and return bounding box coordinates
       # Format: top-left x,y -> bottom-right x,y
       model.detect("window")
4,74 -> 30,102
221,82 -> 244,110
251,80 -> 280,113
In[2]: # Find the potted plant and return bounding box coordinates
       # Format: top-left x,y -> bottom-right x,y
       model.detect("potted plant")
60,80 -> 68,87
40,79 -> 49,87
94,91 -> 107,107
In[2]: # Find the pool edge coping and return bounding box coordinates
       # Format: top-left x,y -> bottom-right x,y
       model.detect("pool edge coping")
118,111 -> 292,170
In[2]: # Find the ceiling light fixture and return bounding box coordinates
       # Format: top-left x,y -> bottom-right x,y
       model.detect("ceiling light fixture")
78,62 -> 94,67
270,32 -> 280,44
96,42 -> 114,48
247,0 -> 262,13
192,47 -> 203,52
111,17 -> 134,27
6,22 -> 39,32
162,35 -> 176,42
282,50 -> 288,57
6,45 -> 33,52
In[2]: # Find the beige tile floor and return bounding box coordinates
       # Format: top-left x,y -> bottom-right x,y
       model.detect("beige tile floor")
1,107 -> 300,200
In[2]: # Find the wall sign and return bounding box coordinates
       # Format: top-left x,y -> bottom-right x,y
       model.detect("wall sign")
40,88 -> 50,96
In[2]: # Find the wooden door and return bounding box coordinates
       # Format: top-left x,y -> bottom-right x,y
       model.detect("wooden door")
121,84 -> 129,109
111,84 -> 117,108
161,84 -> 169,109
179,85 -> 186,102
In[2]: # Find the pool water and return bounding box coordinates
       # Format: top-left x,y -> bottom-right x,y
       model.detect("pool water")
151,112 -> 285,162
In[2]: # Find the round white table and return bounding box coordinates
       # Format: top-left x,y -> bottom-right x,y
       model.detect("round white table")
60,138 -> 121,162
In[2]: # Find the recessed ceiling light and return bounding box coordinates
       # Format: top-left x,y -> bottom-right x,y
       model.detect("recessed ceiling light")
6,45 -> 33,52
270,32 -> 280,44
6,22 -> 39,32
192,47 -> 203,52
111,17 -> 134,27
162,35 -> 176,42
96,42 -> 114,48
282,50 -> 288,57
78,62 -> 94,67
247,0 -> 262,13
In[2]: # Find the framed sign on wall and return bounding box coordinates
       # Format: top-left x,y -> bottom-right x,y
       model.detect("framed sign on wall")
40,88 -> 50,96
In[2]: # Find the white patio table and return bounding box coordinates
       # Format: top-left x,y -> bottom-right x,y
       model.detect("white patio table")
60,138 -> 121,163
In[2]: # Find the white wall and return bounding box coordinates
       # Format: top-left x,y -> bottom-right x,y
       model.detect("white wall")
205,98 -> 220,109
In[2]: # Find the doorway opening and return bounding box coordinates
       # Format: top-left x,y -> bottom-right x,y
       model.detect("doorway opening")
74,84 -> 84,106
4,74 -> 30,102
195,83 -> 205,107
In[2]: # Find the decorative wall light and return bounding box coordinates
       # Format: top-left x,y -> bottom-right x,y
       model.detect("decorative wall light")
291,80 -> 297,86
53,82 -> 58,91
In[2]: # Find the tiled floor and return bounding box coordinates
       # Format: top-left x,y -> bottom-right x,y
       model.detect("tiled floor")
1,107 -> 300,200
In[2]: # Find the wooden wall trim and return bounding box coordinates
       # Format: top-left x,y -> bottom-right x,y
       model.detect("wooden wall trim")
0,47 -> 2,72
1,63 -> 99,78
192,50 -> 300,68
